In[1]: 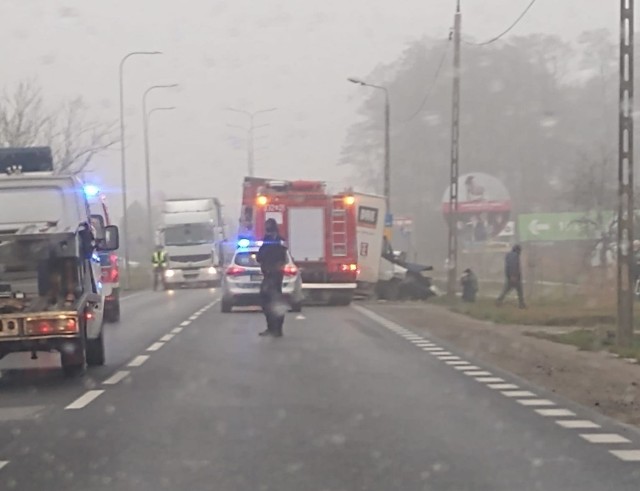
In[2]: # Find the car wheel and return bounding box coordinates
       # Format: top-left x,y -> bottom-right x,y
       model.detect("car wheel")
61,339 -> 87,377
87,329 -> 106,366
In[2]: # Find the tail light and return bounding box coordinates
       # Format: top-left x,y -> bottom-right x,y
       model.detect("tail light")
283,264 -> 298,276
25,317 -> 79,335
339,263 -> 358,272
101,267 -> 119,283
226,265 -> 247,276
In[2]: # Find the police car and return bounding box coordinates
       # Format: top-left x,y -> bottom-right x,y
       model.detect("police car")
221,239 -> 303,313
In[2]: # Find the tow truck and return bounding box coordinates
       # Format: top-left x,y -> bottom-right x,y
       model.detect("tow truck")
239,177 -> 358,305
0,147 -> 119,376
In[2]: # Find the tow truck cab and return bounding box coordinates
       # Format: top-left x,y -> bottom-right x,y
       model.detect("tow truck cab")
0,147 -> 120,376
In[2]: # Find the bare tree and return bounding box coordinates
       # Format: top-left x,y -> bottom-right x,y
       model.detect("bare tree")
0,80 -> 118,175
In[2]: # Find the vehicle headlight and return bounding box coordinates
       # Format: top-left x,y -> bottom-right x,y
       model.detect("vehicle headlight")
165,269 -> 176,278
208,267 -> 217,275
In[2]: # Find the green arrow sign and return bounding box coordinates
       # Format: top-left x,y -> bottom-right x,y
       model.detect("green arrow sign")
518,212 -> 614,242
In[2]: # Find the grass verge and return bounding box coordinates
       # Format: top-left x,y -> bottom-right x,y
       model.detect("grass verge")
525,329 -> 640,361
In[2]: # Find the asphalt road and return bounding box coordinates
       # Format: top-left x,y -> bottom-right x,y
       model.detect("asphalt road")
1,290 -> 639,490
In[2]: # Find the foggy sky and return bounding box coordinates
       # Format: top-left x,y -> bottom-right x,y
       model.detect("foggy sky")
0,0 -> 618,220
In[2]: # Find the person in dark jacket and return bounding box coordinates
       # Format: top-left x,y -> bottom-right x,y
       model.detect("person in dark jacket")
256,219 -> 288,337
496,244 -> 526,308
461,268 -> 478,302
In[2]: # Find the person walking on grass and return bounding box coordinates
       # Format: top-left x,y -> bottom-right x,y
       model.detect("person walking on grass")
496,244 -> 526,309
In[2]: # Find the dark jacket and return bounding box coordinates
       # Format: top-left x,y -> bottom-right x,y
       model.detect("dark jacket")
505,250 -> 521,280
256,236 -> 287,275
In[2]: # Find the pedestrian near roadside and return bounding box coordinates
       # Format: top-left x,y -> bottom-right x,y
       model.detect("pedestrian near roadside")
496,244 -> 526,309
151,245 -> 167,291
461,268 -> 478,302
256,219 -> 288,337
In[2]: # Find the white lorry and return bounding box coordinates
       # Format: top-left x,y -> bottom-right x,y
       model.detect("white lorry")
159,198 -> 225,289
0,147 -> 119,376
353,192 -> 408,299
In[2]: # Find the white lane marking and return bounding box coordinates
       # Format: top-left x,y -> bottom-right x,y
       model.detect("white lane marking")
171,327 -> 183,334
65,390 -> 105,410
180,321 -> 191,327
488,384 -> 519,390
189,315 -> 199,321
445,360 -> 468,365
517,399 -> 556,407
423,347 -> 444,352
160,334 -> 174,342
103,370 -> 130,385
128,355 -> 150,367
413,342 -> 435,346
296,315 -> 306,320
466,372 -> 494,377
147,342 -> 164,352
556,420 -> 601,429
437,355 -> 461,361
501,390 -> 537,398
580,434 -> 631,444
535,408 -> 576,417
454,365 -> 481,371
610,450 -> 640,462
0,461 -> 8,470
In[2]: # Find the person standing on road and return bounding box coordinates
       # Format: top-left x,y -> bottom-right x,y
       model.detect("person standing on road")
257,219 -> 288,337
496,244 -> 526,309
151,246 -> 167,291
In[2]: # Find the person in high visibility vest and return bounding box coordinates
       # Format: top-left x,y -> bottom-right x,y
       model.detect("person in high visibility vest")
151,246 -> 168,291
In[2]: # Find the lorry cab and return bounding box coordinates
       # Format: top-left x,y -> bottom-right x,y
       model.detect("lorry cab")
0,147 -> 119,376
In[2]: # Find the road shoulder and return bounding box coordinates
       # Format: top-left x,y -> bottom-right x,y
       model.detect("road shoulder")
362,301 -> 640,428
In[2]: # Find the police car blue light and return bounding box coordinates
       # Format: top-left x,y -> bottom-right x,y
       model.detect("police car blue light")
237,238 -> 251,248
84,184 -> 100,197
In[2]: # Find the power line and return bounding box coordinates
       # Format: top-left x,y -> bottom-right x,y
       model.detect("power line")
400,41 -> 451,123
464,0 -> 539,47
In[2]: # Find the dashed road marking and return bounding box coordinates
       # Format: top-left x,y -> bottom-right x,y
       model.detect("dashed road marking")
103,370 -> 130,385
0,461 -> 8,470
160,334 -> 175,342
517,399 -> 556,407
423,347 -> 444,352
171,327 -> 183,334
580,433 -> 631,444
444,360 -> 468,365
454,365 -> 481,371
296,315 -> 306,320
488,383 -> 519,390
556,420 -> 601,429
128,355 -> 150,367
66,390 -> 105,410
413,342 -> 435,346
189,315 -> 199,321
535,408 -> 576,417
437,355 -> 461,361
610,450 -> 640,462
147,342 -> 164,352
180,320 -> 191,327
501,390 -> 537,398
466,372 -> 494,378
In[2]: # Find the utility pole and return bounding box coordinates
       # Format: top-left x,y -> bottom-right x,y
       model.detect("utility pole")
447,1 -> 462,297
617,0 -> 634,347
226,107 -> 276,177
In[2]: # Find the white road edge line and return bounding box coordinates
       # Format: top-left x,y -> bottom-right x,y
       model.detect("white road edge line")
147,342 -> 164,352
160,334 -> 175,342
466,372 -> 494,378
580,433 -> 631,444
609,450 -> 640,462
128,355 -> 150,367
171,327 -> 183,334
488,384 -> 519,390
0,461 -> 8,470
517,399 -> 555,407
501,391 -> 537,398
454,365 -> 481,371
180,321 -> 191,327
103,370 -> 130,386
65,390 -> 105,410
189,315 -> 199,321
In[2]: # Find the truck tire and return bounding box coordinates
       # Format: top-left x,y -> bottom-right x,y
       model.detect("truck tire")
104,295 -> 121,323
221,299 -> 233,313
61,339 -> 87,377
87,329 -> 106,366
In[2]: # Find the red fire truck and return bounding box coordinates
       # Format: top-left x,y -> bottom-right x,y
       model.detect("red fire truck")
238,177 -> 358,305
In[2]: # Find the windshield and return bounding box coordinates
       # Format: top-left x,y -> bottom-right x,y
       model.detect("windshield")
234,251 -> 260,267
164,223 -> 214,246
0,187 -> 66,225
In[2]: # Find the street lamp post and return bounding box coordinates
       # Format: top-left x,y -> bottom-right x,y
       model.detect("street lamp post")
145,106 -> 176,250
226,107 -> 277,176
143,84 -> 178,250
119,50 -> 161,287
347,78 -> 391,212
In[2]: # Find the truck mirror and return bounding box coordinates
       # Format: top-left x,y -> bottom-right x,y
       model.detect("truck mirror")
98,225 -> 120,251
